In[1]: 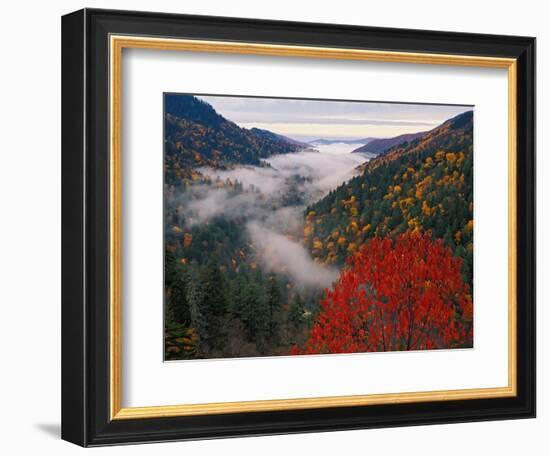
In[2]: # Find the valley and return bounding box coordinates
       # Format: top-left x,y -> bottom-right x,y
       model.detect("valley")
164,94 -> 474,360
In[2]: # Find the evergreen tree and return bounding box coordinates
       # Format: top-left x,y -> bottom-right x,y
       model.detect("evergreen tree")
266,277 -> 282,337
164,249 -> 190,325
200,256 -> 227,349
240,282 -> 263,340
200,257 -> 227,317
186,265 -> 208,354
169,269 -> 190,325
288,293 -> 304,329
228,275 -> 246,316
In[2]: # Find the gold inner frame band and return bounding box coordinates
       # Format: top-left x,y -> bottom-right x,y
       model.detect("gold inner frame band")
109,35 -> 517,420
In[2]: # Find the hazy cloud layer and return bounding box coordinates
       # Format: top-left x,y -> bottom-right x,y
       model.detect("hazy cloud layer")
199,95 -> 471,141
198,166 -> 283,196
247,221 -> 338,289
198,144 -> 367,207
266,146 -> 366,197
184,188 -> 263,225
178,144 -> 365,288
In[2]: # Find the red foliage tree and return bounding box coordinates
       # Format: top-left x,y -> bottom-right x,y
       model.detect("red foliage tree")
292,233 -> 473,355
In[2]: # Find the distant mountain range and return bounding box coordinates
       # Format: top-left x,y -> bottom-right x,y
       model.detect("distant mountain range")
309,132 -> 431,158
351,131 -> 427,156
309,138 -> 375,146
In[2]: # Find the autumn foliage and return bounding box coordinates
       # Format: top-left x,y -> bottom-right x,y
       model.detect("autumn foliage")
291,233 -> 473,355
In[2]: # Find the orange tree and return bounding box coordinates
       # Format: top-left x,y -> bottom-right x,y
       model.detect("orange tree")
291,232 -> 472,355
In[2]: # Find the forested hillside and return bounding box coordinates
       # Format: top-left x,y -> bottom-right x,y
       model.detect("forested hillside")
164,178 -> 320,360
164,96 -> 474,360
364,111 -> 473,171
164,95 -> 307,185
164,95 -> 319,360
351,131 -> 427,155
303,111 -> 474,281
250,127 -> 310,148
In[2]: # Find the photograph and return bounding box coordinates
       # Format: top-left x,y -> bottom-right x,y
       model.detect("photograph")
56,5 -> 536,448
163,94 -> 475,360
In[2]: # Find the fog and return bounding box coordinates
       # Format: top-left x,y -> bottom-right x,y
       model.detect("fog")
184,188 -> 263,225
267,147 -> 366,198
247,221 -> 339,289
179,143 -> 367,287
199,143 -> 366,203
183,187 -> 305,238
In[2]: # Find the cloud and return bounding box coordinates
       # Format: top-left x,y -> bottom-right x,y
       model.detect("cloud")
198,166 -> 282,196
199,96 -> 471,126
176,145 -> 366,288
182,186 -> 270,225
263,206 -> 304,238
195,145 -> 366,211
247,221 -> 338,289
266,147 -> 366,197
237,122 -> 434,140
241,117 -> 437,126
198,95 -> 471,140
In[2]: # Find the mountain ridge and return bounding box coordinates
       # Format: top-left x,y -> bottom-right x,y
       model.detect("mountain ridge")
309,138 -> 375,146
250,127 -> 312,149
358,110 -> 473,173
351,131 -> 428,156
164,95 -> 307,185
303,110 -> 474,278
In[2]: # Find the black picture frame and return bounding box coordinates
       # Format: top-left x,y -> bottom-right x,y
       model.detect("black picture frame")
62,8 -> 536,447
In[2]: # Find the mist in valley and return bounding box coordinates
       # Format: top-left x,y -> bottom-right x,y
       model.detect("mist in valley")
174,142 -> 368,289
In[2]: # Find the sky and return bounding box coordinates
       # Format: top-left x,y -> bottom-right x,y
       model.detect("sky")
199,95 -> 471,142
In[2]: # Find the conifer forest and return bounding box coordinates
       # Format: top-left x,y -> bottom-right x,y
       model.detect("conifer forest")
164,94 -> 474,360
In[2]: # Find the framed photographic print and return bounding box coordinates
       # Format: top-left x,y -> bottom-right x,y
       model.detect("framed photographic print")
61,8 -> 536,447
